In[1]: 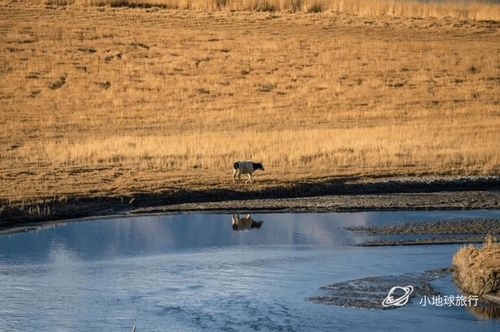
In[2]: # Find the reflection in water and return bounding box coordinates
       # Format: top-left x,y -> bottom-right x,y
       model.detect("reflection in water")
231,214 -> 264,231
1,211 -> 500,331
467,301 -> 500,320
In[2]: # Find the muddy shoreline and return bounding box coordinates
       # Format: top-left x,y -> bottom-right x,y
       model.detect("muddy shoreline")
1,176 -> 499,232
309,268 -> 451,309
346,218 -> 500,246
309,267 -> 500,318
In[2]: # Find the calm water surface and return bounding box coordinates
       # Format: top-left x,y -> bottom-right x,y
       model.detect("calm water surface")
1,210 -> 499,331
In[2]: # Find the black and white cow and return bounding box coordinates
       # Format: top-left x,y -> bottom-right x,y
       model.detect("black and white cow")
233,161 -> 264,184
231,214 -> 264,231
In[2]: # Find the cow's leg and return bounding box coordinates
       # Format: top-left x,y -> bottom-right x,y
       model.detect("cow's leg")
232,169 -> 237,183
245,174 -> 252,184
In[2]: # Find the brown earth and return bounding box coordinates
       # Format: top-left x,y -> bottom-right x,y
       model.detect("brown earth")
0,175 -> 499,225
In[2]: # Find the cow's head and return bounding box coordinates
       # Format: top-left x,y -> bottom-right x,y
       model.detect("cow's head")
253,162 -> 264,171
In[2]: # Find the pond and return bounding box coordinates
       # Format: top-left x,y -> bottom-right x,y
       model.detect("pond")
1,211 -> 499,331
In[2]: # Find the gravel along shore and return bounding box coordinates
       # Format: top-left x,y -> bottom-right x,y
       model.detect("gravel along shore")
345,218 -> 500,246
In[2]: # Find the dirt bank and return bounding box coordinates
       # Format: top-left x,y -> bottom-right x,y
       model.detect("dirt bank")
1,176 -> 499,229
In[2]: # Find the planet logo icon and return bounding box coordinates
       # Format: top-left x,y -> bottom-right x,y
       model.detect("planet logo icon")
382,285 -> 414,308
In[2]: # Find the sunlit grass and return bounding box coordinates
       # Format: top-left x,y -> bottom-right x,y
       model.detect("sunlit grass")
0,4 -> 498,202
28,0 -> 500,21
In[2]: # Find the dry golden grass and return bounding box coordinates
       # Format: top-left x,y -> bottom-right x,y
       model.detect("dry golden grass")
453,235 -> 500,297
23,0 -> 500,21
0,4 -> 499,203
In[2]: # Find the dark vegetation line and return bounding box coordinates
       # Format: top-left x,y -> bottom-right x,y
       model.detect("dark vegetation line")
1,176 -> 499,225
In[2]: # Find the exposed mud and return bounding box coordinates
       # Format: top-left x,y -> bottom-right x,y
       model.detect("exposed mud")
309,268 -> 500,317
347,218 -> 500,235
346,218 -> 500,246
135,190 -> 500,215
0,176 -> 499,232
360,237 -> 497,246
308,268 -> 450,309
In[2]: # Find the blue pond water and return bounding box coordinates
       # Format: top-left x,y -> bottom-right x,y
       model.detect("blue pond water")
0,210 -> 499,331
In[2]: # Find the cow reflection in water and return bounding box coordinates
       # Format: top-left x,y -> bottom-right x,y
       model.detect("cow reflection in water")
231,214 -> 264,231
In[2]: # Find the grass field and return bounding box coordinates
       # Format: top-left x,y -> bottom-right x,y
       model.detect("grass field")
0,1 -> 499,208
25,0 -> 500,21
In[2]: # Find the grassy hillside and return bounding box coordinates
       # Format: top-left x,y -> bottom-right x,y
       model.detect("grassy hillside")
0,3 -> 499,205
